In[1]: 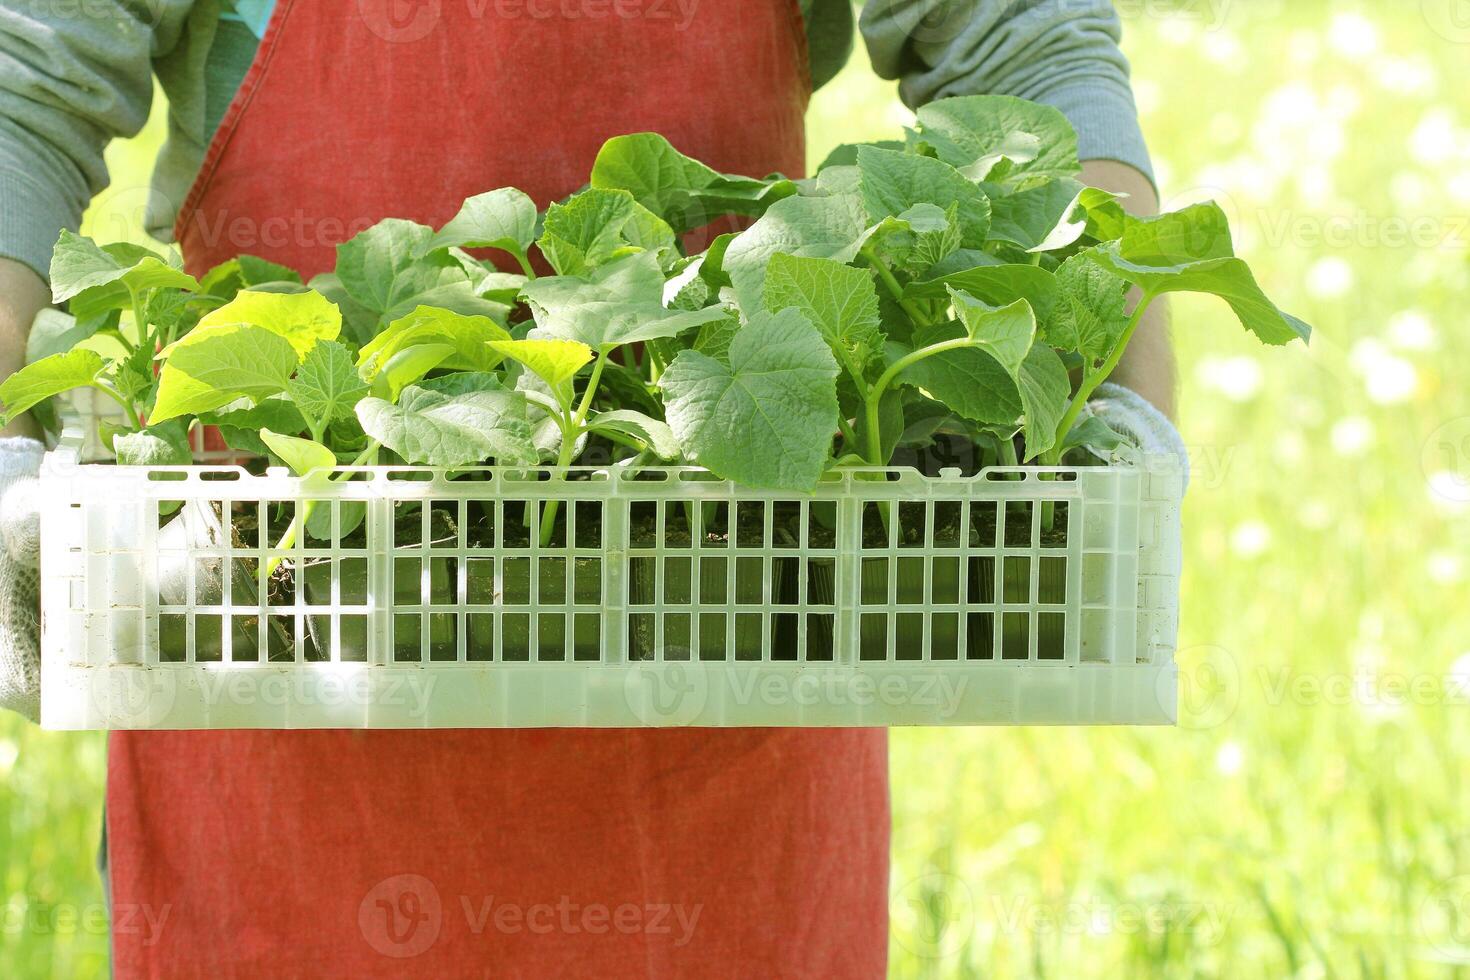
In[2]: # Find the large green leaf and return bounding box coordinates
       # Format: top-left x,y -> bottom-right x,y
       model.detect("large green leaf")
25,308 -> 105,365
287,340 -> 368,432
198,254 -> 302,303
986,178 -> 1095,252
49,230 -> 199,305
425,188 -> 538,258
372,344 -> 456,402
660,308 -> 839,491
723,192 -> 868,312
894,330 -> 1022,429
591,133 -> 721,225
1015,343 -> 1071,459
915,95 -> 1081,184
355,380 -> 536,467
336,218 -> 504,323
522,251 -> 726,353
151,323 -> 298,422
855,146 -> 992,248
1090,204 -> 1311,345
763,253 -> 884,377
357,305 -> 511,375
189,288 -> 342,357
0,350 -> 106,423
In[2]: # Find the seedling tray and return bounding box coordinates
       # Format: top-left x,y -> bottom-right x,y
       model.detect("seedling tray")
38,431 -> 1181,729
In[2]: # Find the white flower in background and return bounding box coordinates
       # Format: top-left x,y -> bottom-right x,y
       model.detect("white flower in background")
1428,552 -> 1463,584
1410,109 -> 1463,166
1372,54 -> 1434,96
1386,310 -> 1438,351
1300,499 -> 1333,530
1328,12 -> 1380,58
1427,472 -> 1470,513
1230,521 -> 1272,558
1195,355 -> 1264,402
1215,741 -> 1245,776
1330,416 -> 1374,456
1389,171 -> 1431,210
1349,338 -> 1419,404
1306,256 -> 1354,299
1203,31 -> 1245,69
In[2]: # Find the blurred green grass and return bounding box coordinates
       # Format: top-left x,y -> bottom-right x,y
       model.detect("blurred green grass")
5,3 -> 1470,976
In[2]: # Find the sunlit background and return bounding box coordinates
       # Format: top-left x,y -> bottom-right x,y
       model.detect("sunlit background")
4,1 -> 1470,975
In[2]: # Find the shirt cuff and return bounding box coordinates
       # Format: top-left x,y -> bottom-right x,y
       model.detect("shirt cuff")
1039,81 -> 1155,190
0,169 -> 77,284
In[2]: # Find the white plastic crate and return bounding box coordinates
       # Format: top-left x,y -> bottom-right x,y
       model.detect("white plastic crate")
38,430 -> 1182,729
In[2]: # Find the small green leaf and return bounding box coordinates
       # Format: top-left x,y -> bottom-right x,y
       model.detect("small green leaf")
947,292 -> 1037,376
723,192 -> 869,312
151,324 -> 298,423
1061,414 -> 1130,456
0,350 -> 106,423
425,187 -> 538,257
372,343 -> 456,402
113,420 -> 192,467
203,398 -> 308,455
260,429 -> 337,479
855,146 -> 992,248
691,315 -> 742,363
358,306 -> 511,376
905,262 -> 1060,325
487,338 -> 594,406
1015,344 -> 1071,460
660,308 -> 840,491
189,288 -> 342,357
25,308 -> 102,365
1048,249 -> 1130,368
586,410 -> 680,459
288,340 -> 369,432
537,188 -> 640,276
763,253 -> 884,377
49,230 -> 199,305
355,381 -> 536,467
198,255 -> 302,302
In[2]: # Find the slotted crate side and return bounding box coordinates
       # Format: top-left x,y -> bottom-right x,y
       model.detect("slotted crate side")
39,435 -> 1180,729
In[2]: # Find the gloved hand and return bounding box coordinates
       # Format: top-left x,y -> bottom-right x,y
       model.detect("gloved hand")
1086,382 -> 1190,491
0,437 -> 44,723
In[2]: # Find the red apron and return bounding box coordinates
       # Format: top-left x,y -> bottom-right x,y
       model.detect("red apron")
106,2 -> 889,976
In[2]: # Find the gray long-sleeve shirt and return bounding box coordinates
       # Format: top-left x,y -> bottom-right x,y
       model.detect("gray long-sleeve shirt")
0,0 -> 1152,282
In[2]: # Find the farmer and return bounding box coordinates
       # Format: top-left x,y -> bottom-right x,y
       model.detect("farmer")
0,0 -> 1174,973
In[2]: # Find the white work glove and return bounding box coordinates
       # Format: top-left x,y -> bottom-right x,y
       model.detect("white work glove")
1086,382 -> 1190,491
0,437 -> 43,723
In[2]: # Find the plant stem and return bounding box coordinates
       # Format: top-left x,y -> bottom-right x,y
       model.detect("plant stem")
572,352 -> 607,428
836,415 -> 857,447
862,246 -> 932,328
537,352 -> 609,548
1045,291 -> 1157,465
90,382 -> 141,431
264,441 -> 379,577
127,285 -> 149,352
514,250 -> 537,280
